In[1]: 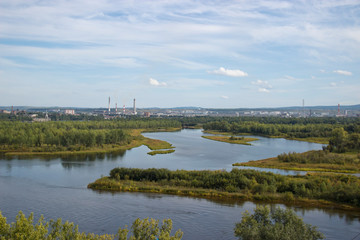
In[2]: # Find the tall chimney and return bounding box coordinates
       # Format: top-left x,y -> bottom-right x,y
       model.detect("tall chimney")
133,98 -> 136,115
108,97 -> 111,114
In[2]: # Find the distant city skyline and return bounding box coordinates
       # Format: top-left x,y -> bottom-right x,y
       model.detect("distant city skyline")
0,0 -> 359,108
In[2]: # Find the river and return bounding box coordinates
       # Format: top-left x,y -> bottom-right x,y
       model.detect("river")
0,129 -> 359,239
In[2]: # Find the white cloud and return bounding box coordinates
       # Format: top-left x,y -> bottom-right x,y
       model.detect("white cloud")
252,80 -> 272,88
333,70 -> 352,76
330,82 -> 337,87
210,67 -> 248,77
149,78 -> 167,86
252,80 -> 272,93
221,95 -> 229,99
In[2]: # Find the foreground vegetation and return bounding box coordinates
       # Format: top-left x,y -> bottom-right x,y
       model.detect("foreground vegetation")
0,207 -> 324,240
202,135 -> 258,145
235,206 -> 324,240
88,168 -> 360,210
0,211 -> 182,240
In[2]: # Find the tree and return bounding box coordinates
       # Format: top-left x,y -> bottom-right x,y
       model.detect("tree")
234,206 -> 324,240
328,128 -> 348,153
0,211 -> 183,240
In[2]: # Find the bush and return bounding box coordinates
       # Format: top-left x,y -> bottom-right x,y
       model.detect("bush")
0,211 -> 183,240
234,206 -> 324,240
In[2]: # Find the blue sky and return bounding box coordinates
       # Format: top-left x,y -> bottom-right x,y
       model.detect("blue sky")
0,0 -> 359,108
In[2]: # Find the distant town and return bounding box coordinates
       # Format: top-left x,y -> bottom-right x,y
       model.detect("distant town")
1,98 -> 359,121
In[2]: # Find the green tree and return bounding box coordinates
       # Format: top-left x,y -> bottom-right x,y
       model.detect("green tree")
328,128 -> 348,152
234,206 -> 324,240
0,211 -> 183,240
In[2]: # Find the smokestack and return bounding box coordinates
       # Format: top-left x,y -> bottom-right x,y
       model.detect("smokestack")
302,99 -> 305,117
108,97 -> 111,114
123,105 -> 125,115
115,103 -> 118,114
338,104 -> 340,115
133,98 -> 136,115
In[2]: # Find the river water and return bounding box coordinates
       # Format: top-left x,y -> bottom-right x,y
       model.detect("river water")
0,129 -> 359,239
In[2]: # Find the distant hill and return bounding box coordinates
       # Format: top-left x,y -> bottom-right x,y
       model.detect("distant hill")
1,104 -> 359,112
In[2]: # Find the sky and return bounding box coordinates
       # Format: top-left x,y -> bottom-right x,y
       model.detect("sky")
0,0 -> 359,108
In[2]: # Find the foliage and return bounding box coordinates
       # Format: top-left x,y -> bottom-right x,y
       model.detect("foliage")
106,168 -> 360,207
327,127 -> 360,153
234,206 -> 324,240
0,211 -> 182,240
0,119 -> 181,152
201,117 -> 360,139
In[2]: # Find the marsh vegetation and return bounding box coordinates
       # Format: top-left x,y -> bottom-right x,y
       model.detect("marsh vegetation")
89,167 -> 360,210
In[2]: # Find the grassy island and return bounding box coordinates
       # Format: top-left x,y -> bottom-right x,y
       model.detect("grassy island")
147,149 -> 175,155
233,150 -> 360,173
233,126 -> 360,174
202,135 -> 258,145
88,167 -> 360,211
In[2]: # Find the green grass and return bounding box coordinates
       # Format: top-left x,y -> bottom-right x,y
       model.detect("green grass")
202,135 -> 258,145
147,149 -> 175,155
233,151 -> 360,173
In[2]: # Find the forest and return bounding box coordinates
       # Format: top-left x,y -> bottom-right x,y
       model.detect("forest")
201,117 -> 360,139
0,119 -> 181,152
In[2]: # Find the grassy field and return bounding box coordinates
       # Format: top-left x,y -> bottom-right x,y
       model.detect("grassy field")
233,158 -> 360,173
202,135 -> 258,145
233,151 -> 360,173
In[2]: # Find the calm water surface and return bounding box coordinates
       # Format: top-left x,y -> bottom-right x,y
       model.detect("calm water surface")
0,129 -> 359,239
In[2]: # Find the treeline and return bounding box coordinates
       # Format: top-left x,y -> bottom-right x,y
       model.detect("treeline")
0,119 -> 181,151
278,150 -> 360,165
202,118 -> 360,139
109,168 -> 360,207
0,211 -> 183,240
177,116 -> 360,127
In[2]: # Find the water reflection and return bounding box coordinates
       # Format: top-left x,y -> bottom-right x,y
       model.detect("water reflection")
1,150 -> 127,161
